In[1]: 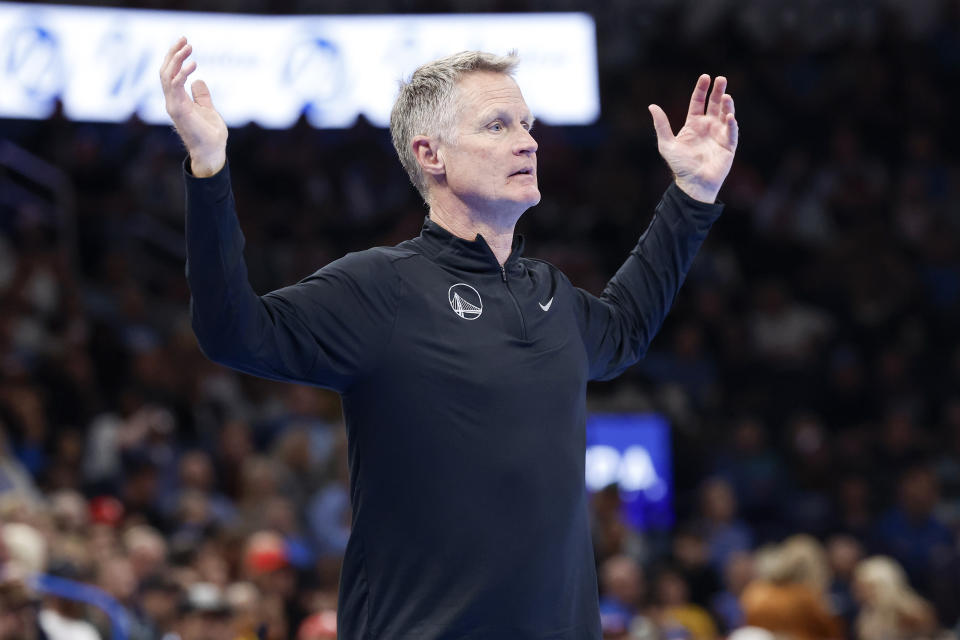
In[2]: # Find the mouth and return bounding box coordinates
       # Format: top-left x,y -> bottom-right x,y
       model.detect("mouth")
509,168 -> 535,177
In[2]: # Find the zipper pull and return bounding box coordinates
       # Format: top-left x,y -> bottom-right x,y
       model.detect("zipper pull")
500,265 -> 507,282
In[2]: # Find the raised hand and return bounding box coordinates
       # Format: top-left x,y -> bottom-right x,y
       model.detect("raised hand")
648,75 -> 738,203
159,36 -> 228,177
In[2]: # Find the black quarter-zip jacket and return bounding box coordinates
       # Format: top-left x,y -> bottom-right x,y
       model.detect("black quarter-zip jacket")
183,158 -> 723,639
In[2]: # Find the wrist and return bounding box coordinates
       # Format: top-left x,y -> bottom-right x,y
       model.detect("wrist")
189,152 -> 226,178
673,177 -> 718,204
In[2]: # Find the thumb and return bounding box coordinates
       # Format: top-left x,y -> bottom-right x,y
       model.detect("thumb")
648,104 -> 674,143
191,79 -> 214,109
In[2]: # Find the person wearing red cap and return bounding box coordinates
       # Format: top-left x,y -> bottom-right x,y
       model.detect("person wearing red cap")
298,611 -> 337,640
242,531 -> 288,576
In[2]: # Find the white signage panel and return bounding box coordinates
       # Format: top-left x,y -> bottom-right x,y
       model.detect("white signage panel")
0,4 -> 599,128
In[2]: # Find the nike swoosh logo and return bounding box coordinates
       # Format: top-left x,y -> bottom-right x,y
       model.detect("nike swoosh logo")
539,297 -> 554,312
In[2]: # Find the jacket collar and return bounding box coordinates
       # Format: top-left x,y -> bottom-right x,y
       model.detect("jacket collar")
415,216 -> 526,275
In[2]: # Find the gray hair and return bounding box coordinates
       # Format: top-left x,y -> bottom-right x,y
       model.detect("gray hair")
390,50 -> 520,201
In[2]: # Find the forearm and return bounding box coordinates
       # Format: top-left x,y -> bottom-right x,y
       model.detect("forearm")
183,157 -> 314,381
590,182 -> 723,378
184,156 -> 243,348
610,181 -> 722,322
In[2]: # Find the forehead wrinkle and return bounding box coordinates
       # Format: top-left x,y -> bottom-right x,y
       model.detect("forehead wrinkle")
454,73 -> 530,123
465,91 -> 522,115
470,95 -> 534,126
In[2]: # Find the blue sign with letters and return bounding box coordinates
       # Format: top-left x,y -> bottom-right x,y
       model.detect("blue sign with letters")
585,412 -> 673,530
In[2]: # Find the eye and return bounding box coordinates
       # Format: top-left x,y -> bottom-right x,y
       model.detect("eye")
488,121 -> 504,132
522,121 -> 532,131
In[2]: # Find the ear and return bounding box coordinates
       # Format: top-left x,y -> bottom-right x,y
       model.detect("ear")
412,135 -> 445,178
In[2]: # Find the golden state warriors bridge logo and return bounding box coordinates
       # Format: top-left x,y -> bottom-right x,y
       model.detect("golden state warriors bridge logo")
448,283 -> 482,320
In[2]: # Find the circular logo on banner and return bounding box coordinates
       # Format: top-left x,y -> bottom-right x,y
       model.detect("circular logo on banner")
283,36 -> 344,104
448,284 -> 482,320
3,24 -> 65,106
96,28 -> 152,101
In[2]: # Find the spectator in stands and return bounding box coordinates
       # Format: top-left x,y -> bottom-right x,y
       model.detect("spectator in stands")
933,398 -> 960,529
0,574 -> 41,640
598,555 -> 647,637
164,450 -> 236,528
0,523 -> 46,577
825,534 -> 864,635
39,564 -> 102,640
872,465 -> 954,594
124,525 -> 168,586
853,555 -> 938,640
242,531 -> 298,633
297,611 -> 337,640
96,556 -> 138,616
832,472 -> 875,541
0,384 -> 49,481
712,417 -> 786,538
591,484 -> 649,566
749,279 -> 833,368
136,574 -> 181,640
741,536 -> 843,640
784,413 -> 835,534
697,477 -> 753,573
670,527 -> 722,609
212,419 -> 255,501
175,582 -> 232,640
307,432 -> 351,558
710,550 -> 752,634
224,581 -> 261,640
636,321 -> 718,408
651,565 -> 718,640
0,427 -> 41,506
236,457 -> 286,532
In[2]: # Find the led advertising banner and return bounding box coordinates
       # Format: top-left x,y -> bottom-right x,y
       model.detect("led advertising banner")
0,3 -> 599,128
585,413 -> 674,530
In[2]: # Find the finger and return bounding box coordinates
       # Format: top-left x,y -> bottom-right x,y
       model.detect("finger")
167,44 -> 193,84
191,80 -> 215,109
707,76 -> 727,117
648,104 -> 675,142
726,113 -> 739,148
686,74 -> 711,120
160,36 -> 186,75
721,94 -> 735,118
171,60 -> 197,90
160,38 -> 190,84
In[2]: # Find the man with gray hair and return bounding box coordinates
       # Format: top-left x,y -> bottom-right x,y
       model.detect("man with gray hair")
160,37 -> 737,638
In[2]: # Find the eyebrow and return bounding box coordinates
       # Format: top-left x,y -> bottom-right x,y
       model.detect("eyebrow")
482,110 -> 537,128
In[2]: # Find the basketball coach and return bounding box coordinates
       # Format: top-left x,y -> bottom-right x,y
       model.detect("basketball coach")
159,36 -> 737,639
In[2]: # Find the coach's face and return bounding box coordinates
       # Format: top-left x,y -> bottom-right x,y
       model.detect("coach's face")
440,71 -> 539,214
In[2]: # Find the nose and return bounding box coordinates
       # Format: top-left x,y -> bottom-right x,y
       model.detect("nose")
514,127 -> 538,156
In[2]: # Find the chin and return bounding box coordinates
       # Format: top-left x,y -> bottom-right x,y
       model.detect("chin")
517,186 -> 541,208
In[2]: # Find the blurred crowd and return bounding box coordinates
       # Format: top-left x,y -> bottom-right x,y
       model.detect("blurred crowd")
2,0 -> 960,638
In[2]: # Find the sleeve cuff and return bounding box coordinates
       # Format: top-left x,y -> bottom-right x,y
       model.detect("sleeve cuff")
183,155 -> 232,203
664,181 -> 725,220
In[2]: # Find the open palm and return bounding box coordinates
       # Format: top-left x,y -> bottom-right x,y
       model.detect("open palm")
649,75 -> 738,203
159,37 -> 228,176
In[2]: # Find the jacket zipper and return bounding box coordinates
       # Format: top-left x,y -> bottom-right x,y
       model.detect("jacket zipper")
501,265 -> 527,340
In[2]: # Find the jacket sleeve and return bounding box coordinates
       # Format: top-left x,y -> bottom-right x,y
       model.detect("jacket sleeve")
574,182 -> 723,381
183,157 -> 399,392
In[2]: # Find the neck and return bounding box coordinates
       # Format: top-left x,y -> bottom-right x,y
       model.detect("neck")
428,195 -> 520,266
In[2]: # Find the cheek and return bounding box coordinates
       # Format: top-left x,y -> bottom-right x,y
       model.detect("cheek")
447,150 -> 499,185
466,149 -> 498,172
